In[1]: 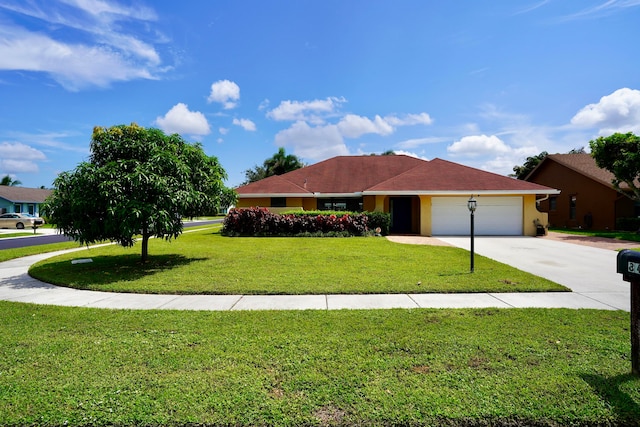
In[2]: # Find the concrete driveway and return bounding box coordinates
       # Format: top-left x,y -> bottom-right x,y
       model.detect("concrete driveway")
436,236 -> 630,311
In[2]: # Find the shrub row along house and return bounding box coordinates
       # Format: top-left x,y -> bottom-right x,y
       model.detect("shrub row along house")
235,155 -> 559,236
525,153 -> 639,230
0,186 -> 52,216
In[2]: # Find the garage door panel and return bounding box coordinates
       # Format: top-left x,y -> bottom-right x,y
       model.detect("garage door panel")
432,197 -> 522,236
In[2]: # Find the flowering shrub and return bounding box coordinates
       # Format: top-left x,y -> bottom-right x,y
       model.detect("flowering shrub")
222,207 -> 371,237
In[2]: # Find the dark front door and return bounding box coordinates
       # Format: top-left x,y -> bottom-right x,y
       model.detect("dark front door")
390,197 -> 413,234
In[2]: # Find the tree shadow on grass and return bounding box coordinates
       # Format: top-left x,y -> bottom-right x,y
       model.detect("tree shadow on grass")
29,254 -> 208,289
580,373 -> 640,422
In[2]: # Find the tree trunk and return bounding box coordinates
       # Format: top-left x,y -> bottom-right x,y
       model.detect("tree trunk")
141,228 -> 150,263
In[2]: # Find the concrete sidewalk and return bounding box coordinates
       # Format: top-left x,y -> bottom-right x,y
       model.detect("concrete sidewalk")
0,237 -> 632,311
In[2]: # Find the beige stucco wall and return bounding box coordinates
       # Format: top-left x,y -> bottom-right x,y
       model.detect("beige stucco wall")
236,197 -> 316,211
522,194 -> 548,236
286,197 -> 316,211
363,195 -> 376,212
236,197 -> 271,208
419,195 -> 432,236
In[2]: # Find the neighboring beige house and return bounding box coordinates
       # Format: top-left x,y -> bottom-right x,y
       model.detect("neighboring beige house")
0,186 -> 52,217
235,155 -> 559,236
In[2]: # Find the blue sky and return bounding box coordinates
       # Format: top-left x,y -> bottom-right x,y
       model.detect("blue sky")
1,0 -> 640,189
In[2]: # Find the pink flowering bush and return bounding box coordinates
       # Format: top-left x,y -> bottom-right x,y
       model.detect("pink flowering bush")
222,207 -> 371,236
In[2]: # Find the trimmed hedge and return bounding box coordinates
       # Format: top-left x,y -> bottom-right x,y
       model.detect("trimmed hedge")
222,207 -> 390,237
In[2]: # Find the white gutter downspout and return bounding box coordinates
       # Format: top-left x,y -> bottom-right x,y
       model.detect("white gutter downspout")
536,194 -> 550,206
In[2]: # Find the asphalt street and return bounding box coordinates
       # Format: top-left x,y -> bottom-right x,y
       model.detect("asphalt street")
0,219 -> 222,250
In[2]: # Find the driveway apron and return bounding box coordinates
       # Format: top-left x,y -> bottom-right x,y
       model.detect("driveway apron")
437,236 -> 630,311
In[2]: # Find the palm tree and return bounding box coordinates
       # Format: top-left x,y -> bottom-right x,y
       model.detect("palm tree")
0,175 -> 22,186
263,147 -> 304,176
242,148 -> 304,184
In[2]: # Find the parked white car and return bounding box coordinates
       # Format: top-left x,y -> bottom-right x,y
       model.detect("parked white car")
0,213 -> 45,229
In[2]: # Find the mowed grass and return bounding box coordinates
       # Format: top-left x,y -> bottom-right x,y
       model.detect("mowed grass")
0,302 -> 637,426
551,227 -> 640,243
0,240 -> 85,262
29,227 -> 567,294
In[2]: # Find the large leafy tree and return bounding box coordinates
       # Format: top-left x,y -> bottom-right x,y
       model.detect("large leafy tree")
243,147 -> 304,184
590,132 -> 640,201
510,151 -> 548,180
511,148 -> 587,180
44,123 -> 235,262
0,175 -> 22,186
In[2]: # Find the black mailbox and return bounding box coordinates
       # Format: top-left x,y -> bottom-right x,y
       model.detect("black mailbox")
617,249 -> 640,376
618,249 -> 640,282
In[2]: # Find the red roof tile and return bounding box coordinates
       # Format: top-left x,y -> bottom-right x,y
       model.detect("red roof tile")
368,158 -> 554,192
236,155 -> 558,196
237,155 -> 427,194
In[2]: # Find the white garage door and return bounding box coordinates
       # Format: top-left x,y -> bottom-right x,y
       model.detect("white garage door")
431,197 -> 523,236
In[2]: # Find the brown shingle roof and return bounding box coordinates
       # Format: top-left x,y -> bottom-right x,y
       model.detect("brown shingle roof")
0,186 -> 52,203
237,155 -> 558,196
368,158 -> 553,192
529,153 -> 622,189
237,155 -> 427,194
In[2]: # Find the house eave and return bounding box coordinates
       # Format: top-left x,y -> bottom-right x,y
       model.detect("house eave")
238,189 -> 561,198
237,193 -> 314,198
362,189 -> 561,196
238,192 -> 365,199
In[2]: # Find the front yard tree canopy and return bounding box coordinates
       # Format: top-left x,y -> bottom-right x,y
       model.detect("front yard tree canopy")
44,123 -> 235,262
590,132 -> 640,201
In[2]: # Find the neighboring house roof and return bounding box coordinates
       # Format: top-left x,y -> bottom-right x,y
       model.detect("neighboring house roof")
0,186 -> 52,203
526,153 -> 625,190
236,155 -> 558,197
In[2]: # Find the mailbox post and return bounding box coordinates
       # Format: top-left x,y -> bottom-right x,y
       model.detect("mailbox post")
616,249 -> 640,375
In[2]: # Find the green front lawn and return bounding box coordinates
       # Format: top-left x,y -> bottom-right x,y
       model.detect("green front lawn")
0,232 -> 37,239
551,227 -> 640,243
29,226 -> 567,294
0,240 -> 86,262
0,302 -> 637,426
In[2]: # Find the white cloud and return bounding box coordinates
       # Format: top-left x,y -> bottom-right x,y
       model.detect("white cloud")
0,1 -> 166,91
397,136 -> 449,149
336,112 -> 433,139
267,97 -> 346,123
479,146 -> 542,175
207,80 -> 240,109
65,0 -> 158,21
0,159 -> 39,173
0,142 -> 45,174
384,112 -> 433,126
0,142 -> 47,160
570,88 -> 640,135
155,103 -> 211,136
232,118 -> 256,131
447,134 -> 511,157
219,127 -> 229,135
562,1 -> 640,20
337,114 -> 394,138
274,121 -> 349,161
258,99 -> 270,111
391,150 -> 429,161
